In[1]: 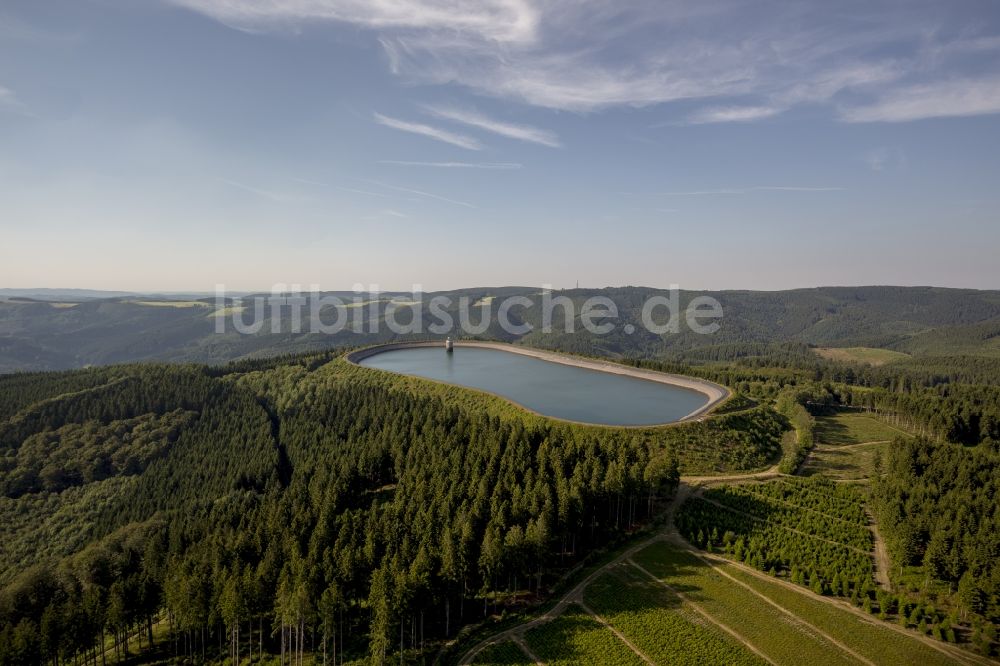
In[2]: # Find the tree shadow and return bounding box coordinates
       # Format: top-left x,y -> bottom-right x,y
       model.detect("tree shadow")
813,417 -> 854,446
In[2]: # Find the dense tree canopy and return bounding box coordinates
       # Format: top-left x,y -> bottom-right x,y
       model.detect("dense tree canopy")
872,438 -> 1000,626
0,354 -> 784,664
1,331 -> 998,662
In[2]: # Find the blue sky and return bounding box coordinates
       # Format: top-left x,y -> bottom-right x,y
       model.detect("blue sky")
1,0 -> 999,291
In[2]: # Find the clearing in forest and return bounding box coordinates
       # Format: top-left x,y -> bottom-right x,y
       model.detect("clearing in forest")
802,413 -> 912,480
813,347 -> 910,366
813,413 -> 908,446
128,300 -> 210,308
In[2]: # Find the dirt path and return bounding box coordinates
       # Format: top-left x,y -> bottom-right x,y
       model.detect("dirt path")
628,555 -> 779,666
510,635 -> 543,665
459,467 -> 988,666
867,509 -> 893,591
690,547 -> 992,666
679,478 -> 988,666
798,439 -> 887,470
681,465 -> 782,486
672,546 -> 875,666
577,600 -> 655,665
877,420 -> 915,437
786,438 -> 892,593
823,439 -> 892,450
457,500 -> 689,663
458,472 -> 772,665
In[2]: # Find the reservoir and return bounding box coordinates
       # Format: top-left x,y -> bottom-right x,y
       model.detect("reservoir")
356,344 -> 718,426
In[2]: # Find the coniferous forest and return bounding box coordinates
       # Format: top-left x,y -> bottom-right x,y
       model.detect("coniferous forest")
0,353 -> 785,664
0,329 -> 998,663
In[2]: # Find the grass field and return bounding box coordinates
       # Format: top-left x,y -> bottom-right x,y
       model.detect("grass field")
633,541 -> 965,666
800,443 -> 888,480
208,305 -> 246,317
813,346 -> 911,366
129,300 -> 210,308
584,565 -> 766,665
524,603 -> 646,665
343,298 -> 382,308
633,542 -> 858,665
813,412 -> 908,445
468,537 -> 973,666
801,412 -> 912,480
342,297 -> 417,308
724,566 -> 960,666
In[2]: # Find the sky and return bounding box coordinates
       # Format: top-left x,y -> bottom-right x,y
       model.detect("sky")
1,0 -> 1000,292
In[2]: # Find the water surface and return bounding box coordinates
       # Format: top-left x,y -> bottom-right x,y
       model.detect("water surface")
359,346 -> 709,426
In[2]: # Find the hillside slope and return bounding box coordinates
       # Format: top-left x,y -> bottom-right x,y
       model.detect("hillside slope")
2,286 -> 1000,372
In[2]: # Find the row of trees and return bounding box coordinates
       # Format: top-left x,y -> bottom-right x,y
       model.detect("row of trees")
792,381 -> 1000,449
676,479 -> 873,587
774,390 -> 815,473
871,438 -> 1000,631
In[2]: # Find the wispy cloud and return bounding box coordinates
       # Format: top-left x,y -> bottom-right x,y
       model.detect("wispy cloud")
0,85 -> 31,116
863,148 -> 906,172
375,5 -> 911,113
378,160 -> 522,169
336,185 -> 400,200
290,177 -> 401,200
686,105 -> 784,124
373,112 -> 482,150
363,179 -> 477,208
382,35 -> 750,112
840,76 -> 1000,123
655,186 -> 844,196
293,174 -> 475,208
864,148 -> 890,172
363,208 -> 410,221
288,176 -> 329,187
424,106 -> 560,147
291,176 -> 392,200
167,0 -> 539,42
220,178 -> 301,203
170,2 -> 1000,123
0,86 -> 16,107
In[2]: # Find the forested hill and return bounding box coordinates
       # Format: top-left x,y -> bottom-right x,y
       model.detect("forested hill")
1,331 -> 998,662
2,285 -> 1000,372
0,351 -> 784,663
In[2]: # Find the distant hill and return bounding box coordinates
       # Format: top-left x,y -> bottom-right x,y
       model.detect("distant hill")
2,285 -> 1000,372
0,288 -> 253,302
0,288 -> 138,301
